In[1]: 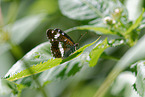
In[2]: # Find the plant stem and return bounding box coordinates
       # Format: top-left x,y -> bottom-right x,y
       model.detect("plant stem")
93,68 -> 121,97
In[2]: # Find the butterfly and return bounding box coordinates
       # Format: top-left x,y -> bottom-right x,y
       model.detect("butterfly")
46,28 -> 78,59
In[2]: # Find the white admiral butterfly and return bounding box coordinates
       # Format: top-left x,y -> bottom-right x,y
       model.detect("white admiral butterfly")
46,28 -> 78,59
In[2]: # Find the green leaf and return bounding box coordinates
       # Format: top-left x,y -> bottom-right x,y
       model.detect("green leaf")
133,60 -> 145,97
59,0 -> 124,20
111,72 -> 138,97
5,42 -> 52,79
62,37 -> 101,63
0,79 -> 26,96
0,79 -> 12,95
6,58 -> 62,81
38,53 -> 89,84
10,14 -> 46,44
95,35 -> 145,97
5,38 -> 100,81
76,26 -> 116,35
89,38 -> 125,67
125,9 -> 144,35
59,0 -> 99,20
140,12 -> 145,29
89,38 -> 109,67
67,62 -> 82,76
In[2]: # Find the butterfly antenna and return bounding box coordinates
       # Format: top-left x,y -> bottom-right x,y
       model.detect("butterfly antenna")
77,32 -> 87,43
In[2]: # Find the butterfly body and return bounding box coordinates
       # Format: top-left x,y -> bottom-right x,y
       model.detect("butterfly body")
46,29 -> 77,59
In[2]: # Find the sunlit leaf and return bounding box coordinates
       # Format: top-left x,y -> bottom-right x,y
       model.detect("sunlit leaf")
62,37 -> 101,63
6,58 -> 62,81
5,38 -> 100,81
125,9 -> 144,35
89,38 -> 125,67
76,26 -> 116,35
38,53 -> 89,85
89,38 -> 109,67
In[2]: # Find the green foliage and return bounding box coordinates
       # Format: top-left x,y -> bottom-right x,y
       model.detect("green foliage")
61,37 -> 100,63
132,60 -> 145,96
0,0 -> 145,97
5,38 -> 99,81
6,58 -> 62,81
76,26 -> 117,35
0,79 -> 26,96
89,38 -> 109,67
125,9 -> 144,35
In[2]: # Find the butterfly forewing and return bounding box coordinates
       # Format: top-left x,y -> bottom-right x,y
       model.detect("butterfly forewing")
51,41 -> 62,58
46,28 -> 76,59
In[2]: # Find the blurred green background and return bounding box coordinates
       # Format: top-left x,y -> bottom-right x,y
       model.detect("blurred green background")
0,0 -> 145,97
0,0 -> 82,76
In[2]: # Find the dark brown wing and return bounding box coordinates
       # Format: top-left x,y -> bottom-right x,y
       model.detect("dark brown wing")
46,28 -> 76,58
50,41 -> 62,58
54,29 -> 75,44
46,29 -> 62,58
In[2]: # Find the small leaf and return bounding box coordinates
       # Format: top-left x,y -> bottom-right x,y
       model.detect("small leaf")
6,58 -> 62,81
76,26 -> 116,35
133,60 -> 145,97
125,9 -> 144,35
89,38 -> 125,67
89,38 -> 109,67
62,37 -> 101,63
140,12 -> 145,29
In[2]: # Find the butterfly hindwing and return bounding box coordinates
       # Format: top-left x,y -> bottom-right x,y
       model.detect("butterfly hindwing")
46,28 -> 76,58
51,41 -> 62,58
